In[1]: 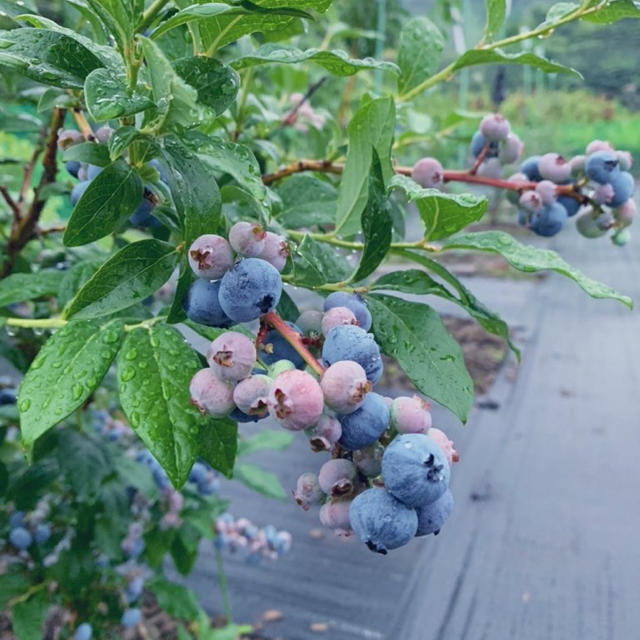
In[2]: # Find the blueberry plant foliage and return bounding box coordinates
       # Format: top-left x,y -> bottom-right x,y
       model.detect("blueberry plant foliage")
0,0 -> 637,635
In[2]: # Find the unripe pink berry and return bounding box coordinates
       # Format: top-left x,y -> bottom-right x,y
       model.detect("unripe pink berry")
320,360 -> 371,414
586,140 -> 614,155
429,427 -> 459,465
519,190 -> 544,213
615,199 -> 637,227
296,309 -> 323,334
233,375 -> 271,416
479,113 -> 510,141
306,414 -> 342,452
207,331 -> 257,382
319,499 -> 352,533
476,157 -> 502,179
390,396 -> 432,434
188,234 -> 234,279
268,370 -> 324,430
321,306 -> 358,336
228,221 -> 267,257
499,133 -> 523,164
593,183 -> 615,205
293,472 -> 324,511
189,368 -> 235,417
353,442 -> 384,477
318,459 -> 357,497
570,155 -> 586,174
257,232 -> 289,272
616,150 -> 633,171
411,157 -> 444,188
538,153 -> 571,183
535,180 -> 557,205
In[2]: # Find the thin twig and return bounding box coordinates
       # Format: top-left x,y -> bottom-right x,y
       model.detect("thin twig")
279,76 -> 327,128
0,186 -> 21,220
72,109 -> 93,139
19,126 -> 48,204
469,143 -> 489,175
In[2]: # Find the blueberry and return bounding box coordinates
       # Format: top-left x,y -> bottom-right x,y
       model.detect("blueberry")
608,171 -> 634,207
73,623 -> 93,640
349,488 -> 418,554
470,131 -> 498,159
148,158 -> 169,182
390,396 -> 432,434
94,126 -> 112,144
612,228 -> 631,246
353,442 -> 384,477
65,160 -> 82,178
295,309 -> 323,334
529,202 -> 568,237
228,221 -> 267,257
189,462 -> 208,484
306,414 -> 342,452
321,360 -> 371,414
57,129 -> 83,149
293,472 -> 324,510
189,368 -> 235,417
520,156 -> 543,181
519,190 -> 544,214
535,180 -> 558,205
323,292 -> 372,331
261,323 -> 305,369
229,407 -> 266,423
257,231 -> 289,272
319,498 -> 352,532
411,157 -> 444,189
576,210 -> 607,238
120,608 -> 141,628
9,527 -> 32,550
586,139 -> 614,155
87,164 -> 102,180
585,151 -> 619,184
318,459 -> 357,497
207,331 -> 257,382
34,523 -> 51,545
183,279 -> 233,328
188,234 -> 233,280
337,392 -> 389,450
479,113 -> 510,142
557,194 -> 580,217
70,180 -> 91,206
538,153 -> 572,184
232,375 -> 271,417
382,433 -> 450,508
415,489 -> 454,536
322,325 -> 382,384
129,197 -> 158,227
267,370 -> 324,430
125,576 -> 144,603
321,306 -> 357,336
0,388 -> 17,405
615,198 -> 636,227
498,133 -> 523,164
8,511 -> 24,529
218,258 -> 282,323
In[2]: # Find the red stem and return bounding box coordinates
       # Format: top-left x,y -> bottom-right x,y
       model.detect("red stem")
469,144 -> 489,175
262,311 -> 325,377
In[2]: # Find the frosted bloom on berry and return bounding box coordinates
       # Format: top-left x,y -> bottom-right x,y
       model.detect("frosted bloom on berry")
390,396 -> 432,434
321,306 -> 358,336
319,499 -> 352,533
338,392 -> 390,450
318,459 -> 357,497
479,113 -> 510,141
188,234 -> 234,279
477,158 -> 502,179
353,442 -> 384,477
428,428 -> 459,466
306,414 -> 342,452
323,292 -> 372,331
616,150 -> 633,171
586,139 -> 614,155
519,190 -> 544,214
296,309 -> 323,334
268,370 -> 324,430
593,183 -> 615,205
411,157 -> 444,188
293,472 -> 324,510
207,331 -> 257,382
534,180 -> 558,205
570,155 -> 586,174
229,221 -> 267,257
233,375 -> 271,417
189,368 -> 235,417
321,360 -> 371,414
615,199 -> 637,228
499,133 -> 523,164
257,232 -> 289,272
415,489 -> 454,537
538,153 -> 572,183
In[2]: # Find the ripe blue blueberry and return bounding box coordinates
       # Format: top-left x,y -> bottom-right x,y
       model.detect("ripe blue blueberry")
126,576 -> 144,603
34,523 -> 51,545
183,279 -> 233,328
70,180 -> 90,206
65,160 -> 82,178
121,608 -> 141,628
323,292 -> 372,331
322,324 -> 383,384
519,156 -> 543,181
585,151 -> 619,184
337,392 -> 389,450
415,489 -> 454,536
9,511 -> 24,529
382,433 -> 450,508
189,462 -> 208,484
557,194 -> 580,217
73,623 -> 93,640
261,323 -> 305,369
470,131 -> 498,158
608,171 -> 634,207
349,488 -> 418,554
9,526 -> 32,550
87,164 -> 102,180
219,258 -> 282,323
529,202 -> 568,237
129,195 -> 158,227
229,407 -> 267,423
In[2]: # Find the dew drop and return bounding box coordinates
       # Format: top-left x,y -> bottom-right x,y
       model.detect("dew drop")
19,399 -> 31,412
121,367 -> 136,382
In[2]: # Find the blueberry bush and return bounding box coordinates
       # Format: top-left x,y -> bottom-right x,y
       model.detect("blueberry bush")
0,0 -> 636,636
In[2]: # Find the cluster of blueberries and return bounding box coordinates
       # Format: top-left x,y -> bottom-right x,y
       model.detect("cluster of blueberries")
5,509 -> 51,551
184,230 -> 459,553
59,128 -> 162,227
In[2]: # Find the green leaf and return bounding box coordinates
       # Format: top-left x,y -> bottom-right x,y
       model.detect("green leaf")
352,150 -> 391,283
0,568 -> 29,609
276,174 -> 337,228
7,458 -> 59,510
231,43 -> 399,76
537,2 -> 580,29
442,231 -> 633,308
0,28 -> 104,88
58,259 -> 102,308
150,577 -> 202,620
84,67 -> 154,122
452,48 -> 582,77
117,324 -> 209,487
276,288 -> 299,323
0,270 -> 65,307
62,141 -> 110,166
174,56 -> 239,115
108,126 -> 147,160
335,96 -> 395,237
293,234 -> 351,286
65,239 -> 178,319
366,294 -> 474,422
583,0 -> 640,22
11,591 -> 48,640
484,0 -> 506,40
235,462 -> 287,500
18,319 -> 124,448
85,0 -> 137,51
149,3 -> 246,40
207,623 -> 254,640
63,158 -> 143,247
397,17 -> 444,95
198,416 -> 238,478
237,429 -> 293,457
390,174 -> 487,241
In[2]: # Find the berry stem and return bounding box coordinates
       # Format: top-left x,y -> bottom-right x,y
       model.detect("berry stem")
469,144 -> 489,175
263,311 -> 325,377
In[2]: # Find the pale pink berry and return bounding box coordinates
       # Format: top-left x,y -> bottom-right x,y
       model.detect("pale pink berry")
429,428 -> 459,465
479,113 -> 510,141
188,234 -> 234,279
411,157 -> 444,188
616,150 -> 633,171
519,190 -> 544,213
538,153 -> 572,183
296,309 -> 323,334
321,306 -> 358,336
319,499 -> 352,533
318,459 -> 357,497
353,442 -> 384,477
594,183 -> 615,205
207,332 -> 256,382
228,221 -> 266,257
499,133 -> 523,164
586,140 -> 614,155
233,375 -> 271,416
320,361 -> 371,414
257,232 -> 289,272
306,415 -> 342,452
570,155 -> 586,174
267,370 -> 324,430
476,158 -> 502,178
293,472 -> 324,511
390,396 -> 432,434
535,180 -> 557,205
189,368 -> 235,417
615,199 -> 637,227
